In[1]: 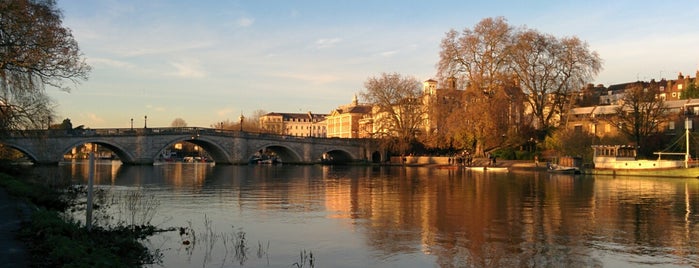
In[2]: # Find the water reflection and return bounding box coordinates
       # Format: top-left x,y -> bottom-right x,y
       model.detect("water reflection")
32,163 -> 699,267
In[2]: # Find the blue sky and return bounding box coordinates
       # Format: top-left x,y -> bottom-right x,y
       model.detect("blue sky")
51,0 -> 699,128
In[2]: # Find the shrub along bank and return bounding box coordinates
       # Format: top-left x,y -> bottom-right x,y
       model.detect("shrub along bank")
0,172 -> 161,267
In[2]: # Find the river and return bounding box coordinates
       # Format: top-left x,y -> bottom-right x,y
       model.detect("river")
33,161 -> 699,267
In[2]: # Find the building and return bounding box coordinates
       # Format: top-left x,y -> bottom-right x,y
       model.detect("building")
567,99 -> 699,140
326,95 -> 372,138
259,112 -> 327,137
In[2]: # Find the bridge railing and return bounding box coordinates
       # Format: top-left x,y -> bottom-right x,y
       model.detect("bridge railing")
2,128 -> 370,144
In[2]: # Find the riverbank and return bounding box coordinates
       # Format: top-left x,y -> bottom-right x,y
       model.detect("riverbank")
0,171 -> 163,267
385,156 -> 547,171
0,187 -> 29,267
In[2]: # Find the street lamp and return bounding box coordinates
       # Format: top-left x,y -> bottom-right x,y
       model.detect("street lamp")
130,118 -> 133,130
144,115 -> 147,128
239,113 -> 245,131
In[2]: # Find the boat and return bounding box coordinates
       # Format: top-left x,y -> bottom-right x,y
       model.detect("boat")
588,105 -> 698,178
485,167 -> 509,172
547,163 -> 580,174
249,150 -> 282,165
250,155 -> 282,165
464,166 -> 508,172
465,166 -> 485,171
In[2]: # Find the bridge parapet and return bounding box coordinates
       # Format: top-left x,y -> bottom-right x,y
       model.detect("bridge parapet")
1,128 -> 382,165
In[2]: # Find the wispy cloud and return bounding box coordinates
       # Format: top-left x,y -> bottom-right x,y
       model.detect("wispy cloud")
315,38 -> 342,49
276,72 -> 339,85
217,108 -> 234,117
237,17 -> 254,27
379,50 -> 398,57
146,104 -> 166,112
168,59 -> 206,78
88,57 -> 135,69
85,113 -> 105,124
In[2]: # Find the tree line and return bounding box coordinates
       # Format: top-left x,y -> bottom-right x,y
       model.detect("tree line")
361,17 -> 603,158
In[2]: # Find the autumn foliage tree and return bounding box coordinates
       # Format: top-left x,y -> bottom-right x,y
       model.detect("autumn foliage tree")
0,0 -> 90,133
436,17 -> 526,155
436,17 -> 601,155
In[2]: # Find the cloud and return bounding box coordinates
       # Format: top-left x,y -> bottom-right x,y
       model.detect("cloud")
88,57 -> 135,69
315,38 -> 342,49
237,17 -> 254,27
217,108 -> 234,117
146,104 -> 166,112
86,113 -> 105,124
276,72 -> 339,85
379,50 -> 398,57
168,59 -> 206,78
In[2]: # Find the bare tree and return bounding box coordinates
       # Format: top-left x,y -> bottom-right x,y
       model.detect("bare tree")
437,17 -> 513,93
606,82 -> 669,154
436,17 -> 515,155
0,0 -> 90,132
170,118 -> 187,127
361,73 -> 425,154
509,29 -> 602,133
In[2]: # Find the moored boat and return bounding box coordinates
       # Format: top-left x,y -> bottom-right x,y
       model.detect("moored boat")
588,106 -> 697,178
547,163 -> 580,174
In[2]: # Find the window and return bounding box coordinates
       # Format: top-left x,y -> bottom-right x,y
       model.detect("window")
678,84 -> 683,90
669,121 -> 675,130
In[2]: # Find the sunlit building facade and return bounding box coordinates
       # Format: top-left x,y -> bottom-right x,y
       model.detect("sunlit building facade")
326,95 -> 372,138
259,112 -> 327,137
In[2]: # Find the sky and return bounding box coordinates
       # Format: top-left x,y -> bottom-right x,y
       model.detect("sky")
50,0 -> 699,128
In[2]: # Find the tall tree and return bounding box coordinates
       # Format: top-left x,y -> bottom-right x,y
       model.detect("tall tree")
361,73 -> 425,154
509,29 -> 602,133
0,0 -> 90,132
436,17 -> 515,155
606,82 -> 669,154
170,118 -> 187,127
437,17 -> 513,94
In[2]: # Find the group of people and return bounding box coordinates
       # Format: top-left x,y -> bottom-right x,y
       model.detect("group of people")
448,151 -> 475,166
448,151 -> 499,166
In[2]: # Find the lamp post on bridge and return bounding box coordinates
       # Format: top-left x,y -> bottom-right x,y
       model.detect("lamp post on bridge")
239,113 -> 245,132
130,118 -> 133,130
144,115 -> 147,129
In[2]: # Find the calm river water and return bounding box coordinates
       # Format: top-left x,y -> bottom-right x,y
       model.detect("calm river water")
34,161 -> 699,267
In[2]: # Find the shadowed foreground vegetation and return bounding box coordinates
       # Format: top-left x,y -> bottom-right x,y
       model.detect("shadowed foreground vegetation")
0,171 -> 163,267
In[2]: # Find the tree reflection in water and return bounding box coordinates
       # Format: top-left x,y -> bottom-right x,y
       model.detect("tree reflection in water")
36,163 -> 699,267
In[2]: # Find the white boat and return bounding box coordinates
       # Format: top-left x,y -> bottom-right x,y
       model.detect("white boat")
589,104 -> 698,178
485,167 -> 509,172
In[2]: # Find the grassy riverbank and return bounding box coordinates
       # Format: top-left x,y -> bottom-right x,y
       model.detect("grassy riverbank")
0,171 -> 161,267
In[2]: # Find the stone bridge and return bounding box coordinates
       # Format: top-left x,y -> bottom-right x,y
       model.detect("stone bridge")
0,127 -> 383,165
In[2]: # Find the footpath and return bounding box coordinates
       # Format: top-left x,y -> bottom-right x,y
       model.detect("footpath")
0,188 -> 29,267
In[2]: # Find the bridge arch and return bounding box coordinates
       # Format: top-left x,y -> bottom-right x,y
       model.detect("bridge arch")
62,139 -> 137,164
251,144 -> 302,164
320,149 -> 357,164
0,141 -> 40,163
160,136 -> 232,164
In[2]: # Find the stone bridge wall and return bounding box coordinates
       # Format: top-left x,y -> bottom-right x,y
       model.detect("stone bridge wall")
0,128 -> 381,165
